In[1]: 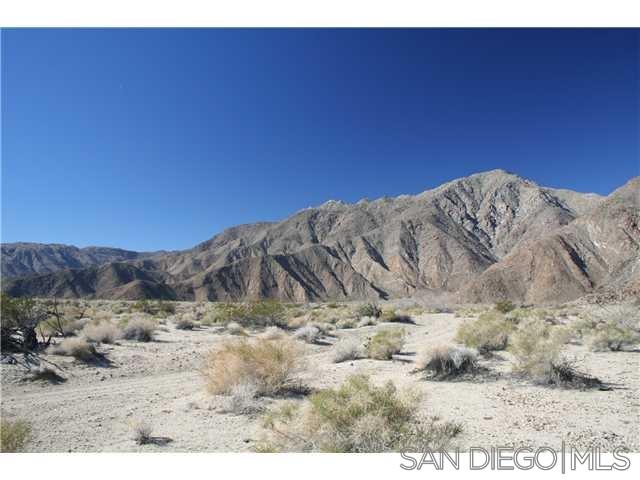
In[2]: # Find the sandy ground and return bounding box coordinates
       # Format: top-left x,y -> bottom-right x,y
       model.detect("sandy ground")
1,312 -> 639,452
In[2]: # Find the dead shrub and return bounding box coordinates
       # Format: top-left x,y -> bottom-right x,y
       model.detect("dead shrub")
123,318 -> 156,342
220,381 -> 262,414
48,337 -> 96,361
293,325 -> 321,344
175,316 -> 196,330
417,345 -> 478,379
258,375 -> 461,452
204,337 -> 304,397
82,322 -> 122,344
131,420 -> 153,445
365,328 -> 405,360
332,338 -> 362,363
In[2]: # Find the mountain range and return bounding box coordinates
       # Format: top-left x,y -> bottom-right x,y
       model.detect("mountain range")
2,170 -> 638,304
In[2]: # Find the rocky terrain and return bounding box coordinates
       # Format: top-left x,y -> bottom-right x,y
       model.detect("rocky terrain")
3,170 -> 638,304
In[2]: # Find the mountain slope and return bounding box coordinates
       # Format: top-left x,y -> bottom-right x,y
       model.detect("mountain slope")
1,243 -> 160,278
5,169 -> 636,304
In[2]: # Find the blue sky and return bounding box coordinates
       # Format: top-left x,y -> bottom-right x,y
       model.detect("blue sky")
2,29 -> 638,251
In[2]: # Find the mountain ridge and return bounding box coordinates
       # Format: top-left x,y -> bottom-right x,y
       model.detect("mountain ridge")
3,170 -> 636,304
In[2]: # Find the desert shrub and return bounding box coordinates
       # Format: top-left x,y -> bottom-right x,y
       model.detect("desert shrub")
509,318 -> 569,379
123,318 -> 156,342
357,316 -> 377,328
204,337 -> 303,397
82,322 -> 122,344
175,316 -> 196,330
221,381 -> 262,414
132,299 -> 155,315
495,300 -> 516,314
156,300 -> 176,316
357,303 -> 382,319
259,326 -> 286,340
226,321 -> 246,335
455,311 -> 514,354
24,366 -> 66,384
547,358 -> 604,389
417,345 -> 478,379
365,328 -> 405,360
336,318 -> 358,329
332,338 -> 361,363
0,419 -> 32,452
587,305 -> 640,351
1,294 -> 48,351
131,420 -> 153,445
293,325 -> 321,344
48,337 -> 97,361
208,301 -> 287,329
259,375 -> 461,452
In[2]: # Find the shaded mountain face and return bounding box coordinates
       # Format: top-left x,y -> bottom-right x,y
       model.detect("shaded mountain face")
3,170 -> 637,304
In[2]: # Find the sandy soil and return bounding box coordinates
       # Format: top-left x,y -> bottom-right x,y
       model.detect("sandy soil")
1,312 -> 638,452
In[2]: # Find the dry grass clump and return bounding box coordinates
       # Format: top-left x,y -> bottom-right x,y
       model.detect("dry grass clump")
293,325 -> 321,344
123,317 -> 156,342
131,420 -> 153,445
586,305 -> 640,351
259,326 -> 287,340
455,311 -> 514,354
509,318 -> 570,380
220,381 -> 262,414
1,418 -> 32,452
365,328 -> 405,360
332,338 -> 362,363
204,337 -> 304,397
82,322 -> 123,344
48,337 -> 97,361
336,317 -> 358,329
257,375 -> 461,452
417,345 -> 478,379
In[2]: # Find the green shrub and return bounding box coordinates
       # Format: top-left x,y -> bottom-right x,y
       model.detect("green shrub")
258,375 -> 461,452
494,300 -> 516,314
455,311 -> 514,353
1,419 -> 32,452
366,328 -> 405,360
357,303 -> 382,319
1,294 -> 48,351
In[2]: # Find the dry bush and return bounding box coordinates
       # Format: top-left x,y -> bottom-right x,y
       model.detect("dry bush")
336,318 -> 358,329
357,303 -> 382,319
123,318 -> 156,342
82,322 -> 122,344
417,345 -> 478,379
587,305 -> 640,351
357,316 -> 377,327
204,337 -> 304,397
509,318 -> 570,380
24,366 -> 66,384
293,325 -> 321,344
258,375 -> 461,452
1,419 -> 32,452
226,321 -> 246,335
332,338 -> 361,363
175,315 -> 196,330
259,326 -> 287,340
48,337 -> 96,361
455,311 -> 514,354
220,381 -> 262,414
366,328 -> 405,360
131,420 -> 153,445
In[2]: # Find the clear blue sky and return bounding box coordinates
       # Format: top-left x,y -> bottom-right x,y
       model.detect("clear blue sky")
2,29 -> 638,251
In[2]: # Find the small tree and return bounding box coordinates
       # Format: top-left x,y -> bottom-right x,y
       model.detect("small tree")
1,294 -> 48,351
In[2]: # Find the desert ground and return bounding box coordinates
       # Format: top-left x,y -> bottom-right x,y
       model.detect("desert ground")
1,299 -> 639,452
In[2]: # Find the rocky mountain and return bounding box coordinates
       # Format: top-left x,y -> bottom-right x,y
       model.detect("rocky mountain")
1,243 -> 160,278
3,170 -> 637,304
